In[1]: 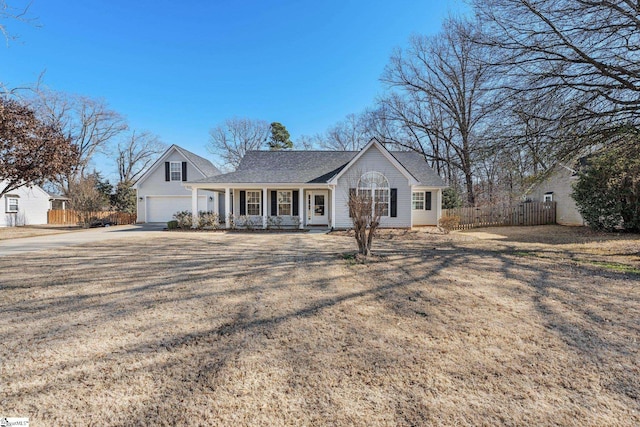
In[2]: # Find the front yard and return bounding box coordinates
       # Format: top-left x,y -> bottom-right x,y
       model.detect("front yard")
0,225 -> 80,240
0,226 -> 638,425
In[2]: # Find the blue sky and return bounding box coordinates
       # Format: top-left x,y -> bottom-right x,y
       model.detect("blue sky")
2,0 -> 466,178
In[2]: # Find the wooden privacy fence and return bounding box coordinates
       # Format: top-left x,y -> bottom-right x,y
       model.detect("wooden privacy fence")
442,202 -> 556,230
47,210 -> 137,226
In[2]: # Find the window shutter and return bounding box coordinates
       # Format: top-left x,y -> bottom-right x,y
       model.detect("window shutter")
182,162 -> 187,181
292,190 -> 299,216
390,188 -> 397,217
271,191 -> 277,216
165,162 -> 170,181
425,191 -> 432,211
348,188 -> 356,217
239,191 -> 246,215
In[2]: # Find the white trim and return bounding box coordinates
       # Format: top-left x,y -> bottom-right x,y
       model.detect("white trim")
5,196 -> 19,213
299,187 -> 304,229
224,188 -> 231,229
412,191 -> 425,210
185,182 -> 331,190
245,190 -> 262,216
191,188 -> 199,228
170,161 -> 182,181
135,145 -> 209,189
328,138 -> 419,186
330,185 -> 336,229
276,190 -> 293,216
307,190 -> 329,225
262,187 -> 268,229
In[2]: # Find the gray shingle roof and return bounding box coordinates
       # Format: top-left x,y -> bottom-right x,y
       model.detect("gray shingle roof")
174,145 -> 221,177
390,151 -> 446,187
190,149 -> 446,187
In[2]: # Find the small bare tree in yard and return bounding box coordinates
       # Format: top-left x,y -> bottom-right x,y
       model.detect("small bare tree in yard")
349,189 -> 383,257
348,170 -> 390,257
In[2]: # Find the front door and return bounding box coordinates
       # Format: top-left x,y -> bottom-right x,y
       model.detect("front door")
308,190 -> 328,225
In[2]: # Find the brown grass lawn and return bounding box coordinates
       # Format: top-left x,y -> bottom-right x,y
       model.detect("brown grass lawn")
1,226 -> 638,426
0,225 -> 80,240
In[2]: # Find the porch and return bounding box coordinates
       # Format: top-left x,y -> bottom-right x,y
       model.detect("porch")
186,184 -> 337,230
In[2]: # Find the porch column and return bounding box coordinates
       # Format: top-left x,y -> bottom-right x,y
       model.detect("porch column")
191,187 -> 199,228
212,192 -> 219,215
224,188 -> 231,229
436,188 -> 442,226
299,187 -> 304,229
330,185 -> 336,229
262,187 -> 268,229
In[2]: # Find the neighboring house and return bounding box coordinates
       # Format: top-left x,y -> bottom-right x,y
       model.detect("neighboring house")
185,138 -> 447,229
0,181 -> 51,227
527,162 -> 585,226
48,193 -> 70,210
135,145 -> 222,223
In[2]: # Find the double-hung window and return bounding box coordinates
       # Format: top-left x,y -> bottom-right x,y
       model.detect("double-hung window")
6,196 -> 18,213
170,162 -> 182,181
412,192 -> 425,210
277,191 -> 292,215
246,191 -> 261,216
374,189 -> 389,216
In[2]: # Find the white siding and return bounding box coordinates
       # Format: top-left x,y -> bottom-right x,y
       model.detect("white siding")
411,188 -> 440,226
0,183 -> 50,227
136,148 -> 215,222
334,145 -> 412,228
529,166 -> 584,226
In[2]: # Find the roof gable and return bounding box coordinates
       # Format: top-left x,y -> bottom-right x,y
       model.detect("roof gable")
328,138 -> 418,185
0,180 -> 51,199
135,145 -> 220,188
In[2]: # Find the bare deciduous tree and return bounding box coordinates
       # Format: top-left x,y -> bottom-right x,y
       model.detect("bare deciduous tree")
381,18 -> 495,205
474,0 -> 640,129
116,130 -> 165,184
0,97 -> 78,197
296,134 -> 322,150
29,89 -> 128,194
320,113 -> 372,151
67,174 -> 109,228
0,0 -> 34,43
208,117 -> 269,170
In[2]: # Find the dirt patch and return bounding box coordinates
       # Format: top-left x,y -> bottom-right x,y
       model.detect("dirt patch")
0,227 -> 638,425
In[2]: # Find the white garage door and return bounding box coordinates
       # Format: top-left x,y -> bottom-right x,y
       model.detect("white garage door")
146,196 -> 207,223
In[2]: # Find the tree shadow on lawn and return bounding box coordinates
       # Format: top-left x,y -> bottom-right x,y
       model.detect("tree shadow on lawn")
0,232 -> 638,425
457,225 -> 640,246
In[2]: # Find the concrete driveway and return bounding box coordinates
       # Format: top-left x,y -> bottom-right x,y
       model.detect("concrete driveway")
0,223 -> 166,256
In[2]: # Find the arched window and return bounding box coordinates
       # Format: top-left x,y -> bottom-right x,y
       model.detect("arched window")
358,171 -> 390,216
